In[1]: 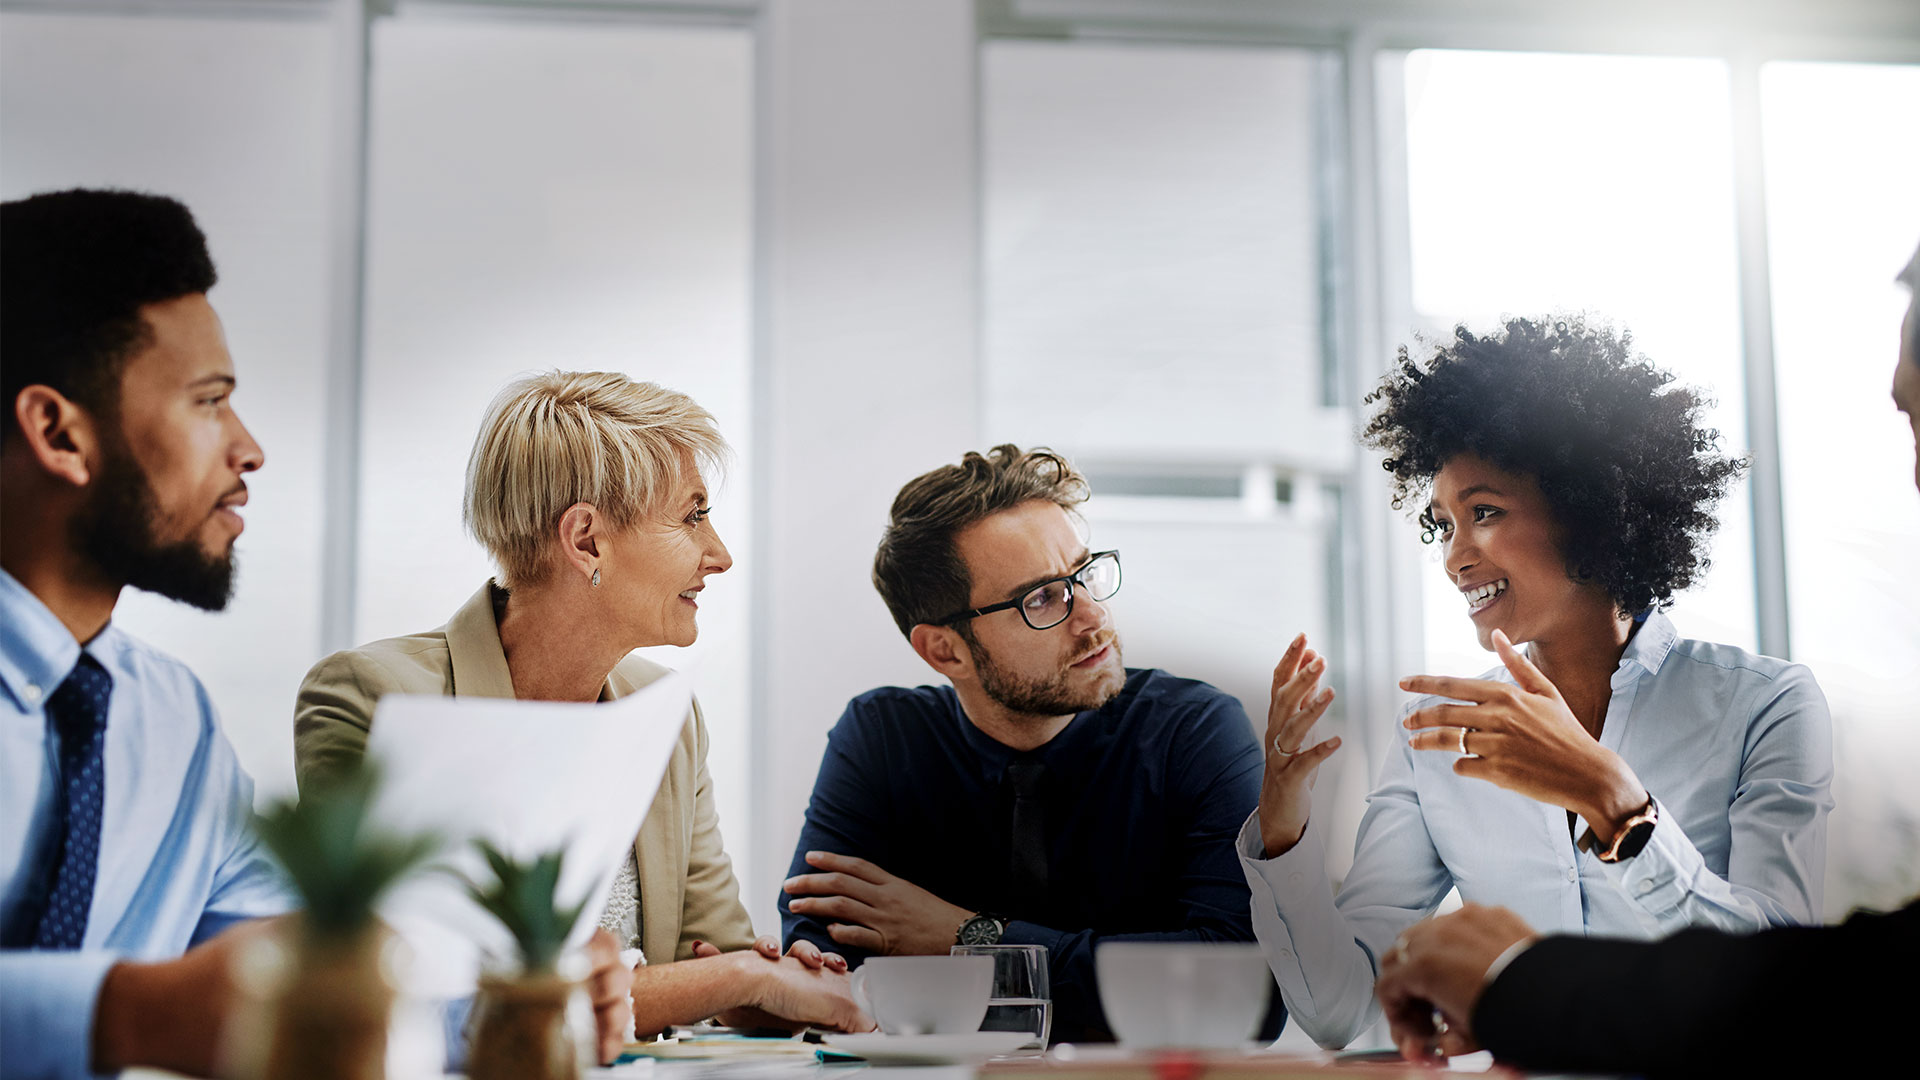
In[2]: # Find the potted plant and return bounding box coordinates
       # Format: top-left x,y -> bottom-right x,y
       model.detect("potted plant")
462,841 -> 594,1080
244,766 -> 439,1080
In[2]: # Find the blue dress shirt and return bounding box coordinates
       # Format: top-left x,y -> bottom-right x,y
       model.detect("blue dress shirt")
1239,611 -> 1833,1048
781,668 -> 1285,1043
1,569 -> 291,1079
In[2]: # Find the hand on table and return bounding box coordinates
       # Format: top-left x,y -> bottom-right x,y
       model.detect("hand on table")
690,934 -> 849,973
1401,629 -> 1648,839
723,952 -> 874,1033
583,928 -> 635,1064
1375,904 -> 1537,1063
783,852 -> 972,956
92,916 -> 282,1075
1257,633 -> 1341,858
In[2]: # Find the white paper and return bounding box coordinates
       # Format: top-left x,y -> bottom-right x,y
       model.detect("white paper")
364,672 -> 691,997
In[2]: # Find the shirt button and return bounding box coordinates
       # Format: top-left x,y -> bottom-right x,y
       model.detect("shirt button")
1277,949 -> 1294,963
1564,868 -> 1578,883
1637,878 -> 1655,895
1288,871 -> 1304,889
22,684 -> 41,703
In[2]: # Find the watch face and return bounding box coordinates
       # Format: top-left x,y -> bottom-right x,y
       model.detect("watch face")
958,916 -> 1004,946
1615,819 -> 1657,860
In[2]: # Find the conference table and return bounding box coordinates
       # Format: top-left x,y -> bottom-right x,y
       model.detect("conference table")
564,1034 -> 1568,1080
123,1034 -> 1600,1079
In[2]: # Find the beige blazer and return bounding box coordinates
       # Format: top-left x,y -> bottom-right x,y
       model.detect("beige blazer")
293,581 -> 757,964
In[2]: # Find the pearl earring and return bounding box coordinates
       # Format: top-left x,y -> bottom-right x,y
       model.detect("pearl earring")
590,568 -> 601,587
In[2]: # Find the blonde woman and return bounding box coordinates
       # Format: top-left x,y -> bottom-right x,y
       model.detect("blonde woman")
295,372 -> 870,1045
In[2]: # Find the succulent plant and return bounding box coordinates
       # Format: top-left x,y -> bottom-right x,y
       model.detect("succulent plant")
463,840 -> 591,975
253,765 -> 440,943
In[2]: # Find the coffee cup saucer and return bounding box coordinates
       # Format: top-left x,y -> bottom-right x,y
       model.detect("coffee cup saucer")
822,1031 -> 1035,1065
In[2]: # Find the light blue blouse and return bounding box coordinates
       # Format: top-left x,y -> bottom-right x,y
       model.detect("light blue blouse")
1239,611 -> 1832,1048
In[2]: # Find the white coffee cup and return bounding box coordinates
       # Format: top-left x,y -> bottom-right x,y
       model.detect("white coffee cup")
1094,942 -> 1270,1049
850,955 -> 993,1035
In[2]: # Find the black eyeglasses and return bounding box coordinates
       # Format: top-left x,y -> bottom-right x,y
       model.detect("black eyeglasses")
935,550 -> 1122,631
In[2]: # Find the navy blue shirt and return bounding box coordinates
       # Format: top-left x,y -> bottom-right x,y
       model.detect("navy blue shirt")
780,667 -> 1284,1043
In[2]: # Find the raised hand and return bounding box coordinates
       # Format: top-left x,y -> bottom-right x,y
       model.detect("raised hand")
1400,629 -> 1648,840
783,852 -> 972,956
1256,633 -> 1341,858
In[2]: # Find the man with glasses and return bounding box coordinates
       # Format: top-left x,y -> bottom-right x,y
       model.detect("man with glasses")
779,445 -> 1283,1043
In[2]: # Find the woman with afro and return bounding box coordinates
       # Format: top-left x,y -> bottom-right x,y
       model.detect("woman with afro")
1238,317 -> 1832,1049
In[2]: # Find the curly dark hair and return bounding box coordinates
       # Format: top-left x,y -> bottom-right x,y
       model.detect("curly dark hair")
1360,316 -> 1747,616
2,188 -> 217,440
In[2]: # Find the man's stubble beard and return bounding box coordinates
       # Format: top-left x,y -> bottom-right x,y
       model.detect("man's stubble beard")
70,434 -> 237,612
972,630 -> 1124,719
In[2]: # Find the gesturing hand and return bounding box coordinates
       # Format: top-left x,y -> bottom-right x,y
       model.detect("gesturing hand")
783,852 -> 972,956
1375,904 -> 1537,1063
1400,629 -> 1647,838
1256,633 -> 1341,858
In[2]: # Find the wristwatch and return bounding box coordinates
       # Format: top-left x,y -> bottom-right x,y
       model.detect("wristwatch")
1580,795 -> 1659,863
955,912 -> 1008,946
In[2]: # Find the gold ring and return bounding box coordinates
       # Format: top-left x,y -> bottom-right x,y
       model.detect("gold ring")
1272,734 -> 1302,758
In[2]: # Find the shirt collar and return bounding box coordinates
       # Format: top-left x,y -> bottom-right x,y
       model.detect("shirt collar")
0,567 -> 85,710
443,580 -> 518,700
1611,608 -> 1678,687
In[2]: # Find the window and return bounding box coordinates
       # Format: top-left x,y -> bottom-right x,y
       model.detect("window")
1399,49 -> 1759,678
984,37 -> 1350,733
1762,60 -> 1920,914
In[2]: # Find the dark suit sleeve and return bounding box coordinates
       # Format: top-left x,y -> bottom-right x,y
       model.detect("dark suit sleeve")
1475,900 -> 1920,1076
779,702 -> 890,963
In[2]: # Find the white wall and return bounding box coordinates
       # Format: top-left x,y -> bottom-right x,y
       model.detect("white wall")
0,11 -> 336,804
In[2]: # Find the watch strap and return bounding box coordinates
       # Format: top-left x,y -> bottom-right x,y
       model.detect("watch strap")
1578,795 -> 1658,863
955,912 -> 1008,946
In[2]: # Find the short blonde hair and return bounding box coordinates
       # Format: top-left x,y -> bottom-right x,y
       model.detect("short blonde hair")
464,371 -> 730,587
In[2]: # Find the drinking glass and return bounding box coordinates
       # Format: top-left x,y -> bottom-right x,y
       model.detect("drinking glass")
951,944 -> 1050,1049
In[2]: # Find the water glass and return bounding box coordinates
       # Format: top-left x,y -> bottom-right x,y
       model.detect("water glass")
951,943 -> 1051,1049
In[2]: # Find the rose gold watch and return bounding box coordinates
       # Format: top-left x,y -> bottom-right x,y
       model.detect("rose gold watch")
1579,794 -> 1658,863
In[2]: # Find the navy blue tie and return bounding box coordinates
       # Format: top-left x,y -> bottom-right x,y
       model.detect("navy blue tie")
29,653 -> 113,949
1005,756 -> 1048,912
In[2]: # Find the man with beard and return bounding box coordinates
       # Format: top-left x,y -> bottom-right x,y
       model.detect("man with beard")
0,189 -> 641,1078
1368,242 -> 1920,1075
0,189 -> 287,1080
779,445 -> 1283,1043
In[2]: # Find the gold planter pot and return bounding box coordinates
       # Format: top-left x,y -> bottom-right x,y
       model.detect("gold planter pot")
467,971 -> 584,1080
229,920 -> 397,1080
